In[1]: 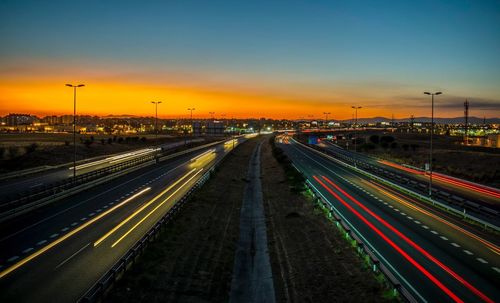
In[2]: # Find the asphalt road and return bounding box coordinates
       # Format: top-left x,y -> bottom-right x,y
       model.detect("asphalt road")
279,136 -> 499,303
0,139 -> 205,202
0,135 -> 252,303
318,140 -> 500,208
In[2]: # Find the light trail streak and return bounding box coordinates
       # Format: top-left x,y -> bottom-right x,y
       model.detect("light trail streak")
313,175 -> 464,303
320,175 -> 495,303
111,168 -> 204,248
0,187 -> 151,279
361,179 -> 500,255
93,169 -> 197,247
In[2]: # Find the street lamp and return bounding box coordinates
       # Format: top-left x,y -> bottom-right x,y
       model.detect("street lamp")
424,91 -> 442,198
323,112 -> 331,129
351,106 -> 362,155
151,101 -> 162,146
187,108 -> 195,140
66,83 -> 85,183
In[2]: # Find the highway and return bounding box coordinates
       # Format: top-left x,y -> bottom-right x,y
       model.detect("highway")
0,135 -> 251,303
0,138 -> 205,203
316,140 -> 500,219
278,135 -> 499,303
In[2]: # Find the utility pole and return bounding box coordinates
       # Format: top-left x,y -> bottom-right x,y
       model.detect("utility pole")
351,106 -> 362,153
187,108 -> 195,143
323,112 -> 330,129
66,83 -> 85,183
151,101 -> 162,147
464,99 -> 469,145
424,91 -> 442,198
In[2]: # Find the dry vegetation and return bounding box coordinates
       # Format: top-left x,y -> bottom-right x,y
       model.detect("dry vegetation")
105,137 -> 259,303
0,133 -> 207,174
339,131 -> 500,188
263,138 -> 394,303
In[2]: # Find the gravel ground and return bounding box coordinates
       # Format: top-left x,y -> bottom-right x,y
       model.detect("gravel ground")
261,139 -> 393,303
104,137 -> 260,303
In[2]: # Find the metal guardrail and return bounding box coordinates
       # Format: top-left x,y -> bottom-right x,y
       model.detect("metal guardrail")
303,179 -> 419,303
297,140 -> 500,231
0,140 -> 226,221
77,137 -> 239,303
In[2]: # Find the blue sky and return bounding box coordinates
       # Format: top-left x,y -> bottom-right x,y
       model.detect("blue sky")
1,0 -> 499,118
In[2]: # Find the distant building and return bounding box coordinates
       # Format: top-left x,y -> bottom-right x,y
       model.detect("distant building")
6,113 -> 35,126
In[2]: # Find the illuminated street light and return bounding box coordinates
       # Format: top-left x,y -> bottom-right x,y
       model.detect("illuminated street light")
66,83 -> 85,183
424,91 -> 442,198
323,112 -> 331,128
151,101 -> 162,146
351,106 -> 362,162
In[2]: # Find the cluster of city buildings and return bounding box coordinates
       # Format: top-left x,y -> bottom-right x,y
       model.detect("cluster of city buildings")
0,113 -> 281,136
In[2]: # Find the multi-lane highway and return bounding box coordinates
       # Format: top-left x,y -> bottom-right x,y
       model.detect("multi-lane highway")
0,138 -> 205,202
314,140 -> 500,221
0,135 -> 251,303
278,135 -> 499,303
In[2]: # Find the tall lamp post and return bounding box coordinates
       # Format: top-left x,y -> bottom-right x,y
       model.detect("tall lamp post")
351,106 -> 362,154
151,101 -> 162,147
187,108 -> 195,141
323,112 -> 331,129
66,83 -> 85,183
424,91 -> 442,198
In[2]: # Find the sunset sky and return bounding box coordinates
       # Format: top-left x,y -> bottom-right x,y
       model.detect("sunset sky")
1,0 -> 499,119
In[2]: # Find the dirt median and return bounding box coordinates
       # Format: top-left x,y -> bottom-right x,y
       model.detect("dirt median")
261,138 -> 393,303
104,137 -> 260,303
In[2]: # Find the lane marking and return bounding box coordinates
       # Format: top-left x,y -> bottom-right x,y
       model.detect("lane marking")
451,243 -> 460,248
476,258 -> 488,264
55,243 -> 90,269
22,248 -> 34,254
94,169 -> 197,247
493,267 -> 500,274
464,250 -> 473,255
0,187 -> 151,279
7,256 -> 19,262
37,240 -> 47,246
431,230 -> 438,235
61,227 -> 69,232
49,233 -> 59,238
111,169 -> 204,248
440,236 -> 448,241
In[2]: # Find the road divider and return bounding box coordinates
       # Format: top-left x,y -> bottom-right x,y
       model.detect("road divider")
293,138 -> 500,232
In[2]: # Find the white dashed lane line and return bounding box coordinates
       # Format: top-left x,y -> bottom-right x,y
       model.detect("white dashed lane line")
477,258 -> 488,264
440,236 -> 448,241
61,227 -> 69,232
463,250 -> 473,255
451,243 -> 460,247
80,217 -> 87,221
37,240 -> 47,246
493,267 -> 500,274
414,220 -> 421,224
430,230 -> 438,235
7,256 -> 19,262
49,233 -> 59,238
22,247 -> 34,254
71,222 -> 78,226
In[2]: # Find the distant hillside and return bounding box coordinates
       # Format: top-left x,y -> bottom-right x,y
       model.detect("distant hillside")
334,116 -> 500,124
